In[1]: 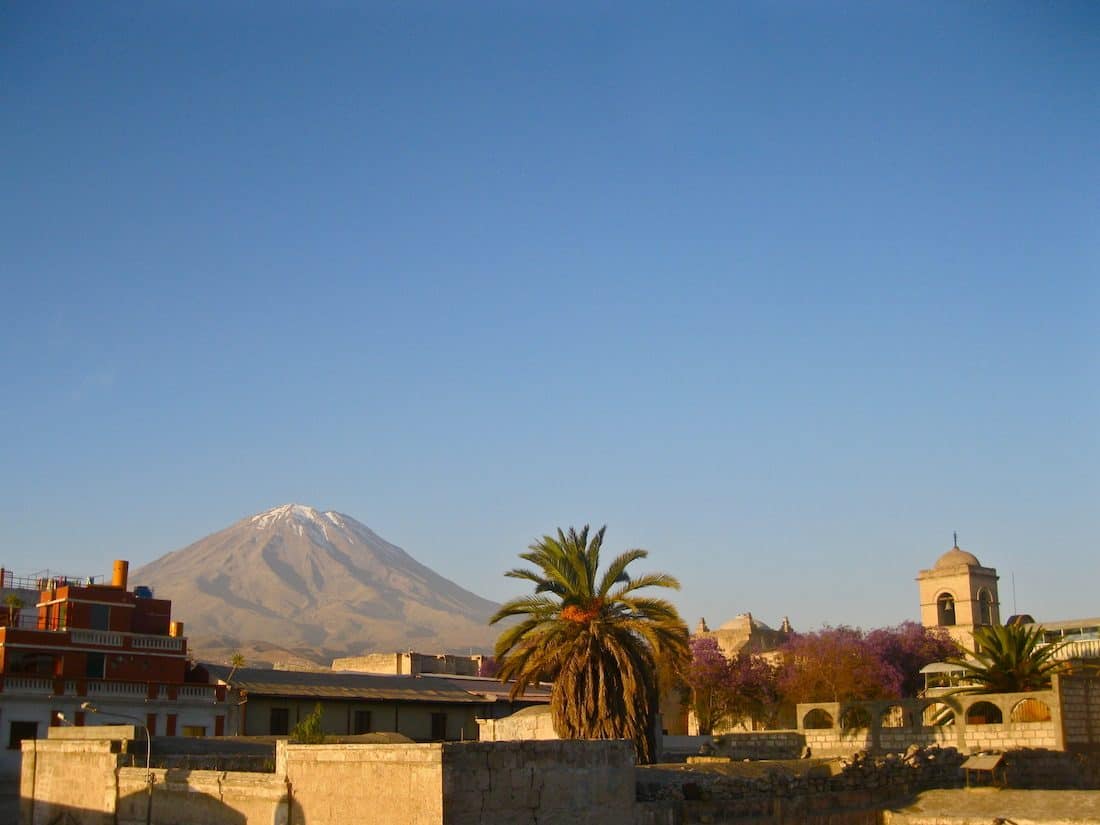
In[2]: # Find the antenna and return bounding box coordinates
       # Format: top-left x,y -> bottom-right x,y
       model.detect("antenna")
1012,571 -> 1018,615
953,531 -> 958,547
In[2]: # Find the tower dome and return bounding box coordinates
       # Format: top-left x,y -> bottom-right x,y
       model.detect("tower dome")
934,545 -> 981,569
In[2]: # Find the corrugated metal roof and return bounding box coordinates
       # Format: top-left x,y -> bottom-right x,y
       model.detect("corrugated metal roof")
433,675 -> 552,703
204,664 -> 486,703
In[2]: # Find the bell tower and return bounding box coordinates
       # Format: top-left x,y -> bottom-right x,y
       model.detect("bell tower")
916,537 -> 1000,648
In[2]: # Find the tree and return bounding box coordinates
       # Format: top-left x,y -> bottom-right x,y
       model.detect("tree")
682,637 -> 733,735
865,621 -> 958,697
227,651 -> 246,683
726,652 -> 782,730
947,623 -> 1066,693
291,702 -> 326,744
777,626 -> 902,704
4,594 -> 23,627
490,525 -> 689,764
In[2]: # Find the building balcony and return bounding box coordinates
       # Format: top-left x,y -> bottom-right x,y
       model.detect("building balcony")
0,620 -> 186,653
0,675 -> 225,704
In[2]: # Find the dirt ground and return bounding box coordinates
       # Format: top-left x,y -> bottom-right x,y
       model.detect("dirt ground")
884,788 -> 1100,824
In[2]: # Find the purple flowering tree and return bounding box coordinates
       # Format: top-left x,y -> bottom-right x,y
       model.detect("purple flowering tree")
865,621 -> 959,696
682,637 -> 733,734
777,626 -> 903,704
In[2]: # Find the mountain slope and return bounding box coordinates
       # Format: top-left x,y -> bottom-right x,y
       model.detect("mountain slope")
132,504 -> 500,666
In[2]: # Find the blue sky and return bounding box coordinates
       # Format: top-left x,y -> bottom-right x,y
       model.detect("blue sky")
2,2 -> 1097,633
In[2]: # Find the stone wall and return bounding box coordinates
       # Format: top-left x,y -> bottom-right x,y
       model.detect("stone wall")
286,742 -> 444,825
636,745 -> 965,825
20,738 -> 121,825
662,732 -> 806,761
441,740 -> 635,825
1001,748 -> 1100,790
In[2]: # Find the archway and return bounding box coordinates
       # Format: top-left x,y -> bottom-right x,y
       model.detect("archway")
839,706 -> 871,731
937,593 -> 956,626
1010,698 -> 1051,723
880,705 -> 908,728
803,708 -> 834,729
922,702 -> 955,727
966,701 -> 1003,725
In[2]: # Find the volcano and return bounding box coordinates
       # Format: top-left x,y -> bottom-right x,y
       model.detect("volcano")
132,504 -> 500,668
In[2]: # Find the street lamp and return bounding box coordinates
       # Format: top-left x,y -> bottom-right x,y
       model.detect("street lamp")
54,712 -> 74,726
80,702 -> 153,825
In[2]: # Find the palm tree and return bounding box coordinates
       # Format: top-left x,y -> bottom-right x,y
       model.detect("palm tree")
947,623 -> 1067,693
4,594 -> 23,627
490,525 -> 689,763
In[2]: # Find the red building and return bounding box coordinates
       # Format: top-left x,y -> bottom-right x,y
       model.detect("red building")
0,560 -> 227,777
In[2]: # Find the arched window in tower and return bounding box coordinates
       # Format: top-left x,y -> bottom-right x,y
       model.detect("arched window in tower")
978,589 -> 994,626
937,593 -> 956,626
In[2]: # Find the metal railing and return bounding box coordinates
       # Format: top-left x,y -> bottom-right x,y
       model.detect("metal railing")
0,568 -> 97,590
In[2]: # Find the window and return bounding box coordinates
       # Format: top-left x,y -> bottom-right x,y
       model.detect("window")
88,604 -> 110,630
6,651 -> 56,676
270,708 -> 290,736
977,589 -> 994,625
430,712 -> 447,740
181,725 -> 206,737
8,721 -> 38,750
936,593 -> 956,626
85,652 -> 106,679
353,710 -> 372,735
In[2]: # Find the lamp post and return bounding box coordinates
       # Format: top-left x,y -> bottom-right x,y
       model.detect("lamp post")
80,702 -> 153,825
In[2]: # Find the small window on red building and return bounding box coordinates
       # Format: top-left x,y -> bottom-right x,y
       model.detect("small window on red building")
85,653 -> 106,679
88,605 -> 110,631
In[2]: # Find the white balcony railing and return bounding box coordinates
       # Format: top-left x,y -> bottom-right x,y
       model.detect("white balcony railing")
2,676 -> 54,694
87,681 -> 148,698
131,635 -> 183,651
71,629 -> 123,647
177,685 -> 216,700
1047,638 -> 1100,661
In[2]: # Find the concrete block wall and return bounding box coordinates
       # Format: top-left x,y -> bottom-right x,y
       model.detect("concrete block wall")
1058,674 -> 1100,752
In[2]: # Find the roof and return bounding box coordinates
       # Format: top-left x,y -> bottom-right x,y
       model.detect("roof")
204,664 -> 487,704
432,674 -> 552,703
920,661 -> 967,674
934,546 -> 981,569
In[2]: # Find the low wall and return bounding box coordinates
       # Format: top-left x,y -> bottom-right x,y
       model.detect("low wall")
1001,749 -> 1100,790
442,740 -> 635,825
286,743 -> 443,825
795,689 -> 1063,758
662,732 -> 805,761
636,745 -> 965,825
478,707 -> 558,742
21,734 -> 634,825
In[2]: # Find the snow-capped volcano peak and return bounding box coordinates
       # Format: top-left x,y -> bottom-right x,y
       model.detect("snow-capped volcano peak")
250,503 -> 335,529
